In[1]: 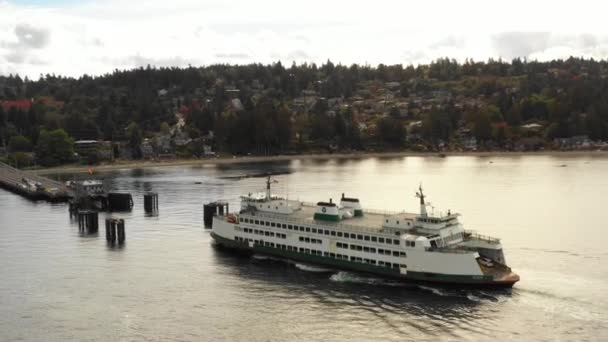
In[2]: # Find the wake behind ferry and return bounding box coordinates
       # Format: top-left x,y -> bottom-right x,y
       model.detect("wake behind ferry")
211,178 -> 520,287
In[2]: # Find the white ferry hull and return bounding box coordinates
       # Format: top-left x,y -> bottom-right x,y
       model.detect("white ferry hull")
211,217 -> 519,288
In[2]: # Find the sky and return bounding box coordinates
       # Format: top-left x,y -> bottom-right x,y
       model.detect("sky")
1,0 -> 608,78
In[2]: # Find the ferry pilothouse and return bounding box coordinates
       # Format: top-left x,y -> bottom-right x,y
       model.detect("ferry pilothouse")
210,177 -> 520,287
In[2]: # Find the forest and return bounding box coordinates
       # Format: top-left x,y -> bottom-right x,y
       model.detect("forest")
1,57 -> 608,166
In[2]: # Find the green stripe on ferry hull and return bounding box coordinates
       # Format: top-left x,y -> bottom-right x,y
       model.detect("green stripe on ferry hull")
211,233 -> 502,286
313,213 -> 340,222
406,271 -> 493,284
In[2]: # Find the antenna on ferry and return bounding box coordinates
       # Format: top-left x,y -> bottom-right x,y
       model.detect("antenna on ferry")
265,175 -> 278,200
416,184 -> 428,217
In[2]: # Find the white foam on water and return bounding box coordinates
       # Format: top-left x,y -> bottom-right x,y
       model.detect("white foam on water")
252,254 -> 284,262
466,293 -> 482,302
294,263 -> 334,273
329,271 -> 400,286
417,285 -> 450,297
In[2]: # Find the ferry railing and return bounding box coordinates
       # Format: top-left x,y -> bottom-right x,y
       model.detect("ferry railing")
463,230 -> 501,244
243,210 -> 394,235
426,247 -> 472,254
362,208 -> 402,216
300,201 -> 401,216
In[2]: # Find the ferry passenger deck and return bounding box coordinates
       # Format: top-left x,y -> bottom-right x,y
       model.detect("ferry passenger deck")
240,203 -> 421,236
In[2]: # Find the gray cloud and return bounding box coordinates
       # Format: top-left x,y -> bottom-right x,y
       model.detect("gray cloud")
208,20 -> 347,35
429,35 -> 466,49
91,38 -> 104,47
14,24 -> 50,49
214,53 -> 250,59
401,50 -> 428,63
491,32 -> 608,59
5,51 -> 26,64
1,24 -> 51,66
286,49 -> 310,60
578,33 -> 598,49
491,32 -> 552,59
126,55 -> 201,68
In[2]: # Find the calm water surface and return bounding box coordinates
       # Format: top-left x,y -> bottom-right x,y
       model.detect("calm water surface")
1,155 -> 607,341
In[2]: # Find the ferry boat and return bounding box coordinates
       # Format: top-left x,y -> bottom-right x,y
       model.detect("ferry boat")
211,177 -> 520,287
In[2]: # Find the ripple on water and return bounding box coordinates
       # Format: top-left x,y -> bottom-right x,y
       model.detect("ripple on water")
2,157 -> 608,342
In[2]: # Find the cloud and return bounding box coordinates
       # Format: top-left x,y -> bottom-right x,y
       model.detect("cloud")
286,49 -> 310,60
2,0 -> 608,77
1,22 -> 51,67
14,23 -> 50,49
5,51 -> 26,64
491,32 -> 608,60
214,53 -> 250,59
491,32 -> 552,59
126,55 -> 202,68
429,35 -> 466,49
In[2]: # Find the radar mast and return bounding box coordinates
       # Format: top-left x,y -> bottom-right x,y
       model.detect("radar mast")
416,184 -> 428,217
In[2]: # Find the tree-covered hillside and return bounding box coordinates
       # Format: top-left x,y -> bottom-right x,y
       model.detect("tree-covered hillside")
1,57 -> 608,165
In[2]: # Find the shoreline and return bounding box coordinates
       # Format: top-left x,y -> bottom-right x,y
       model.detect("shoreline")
28,150 -> 608,175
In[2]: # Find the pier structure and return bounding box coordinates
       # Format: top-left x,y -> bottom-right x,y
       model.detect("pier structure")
107,193 -> 134,211
0,161 -> 72,202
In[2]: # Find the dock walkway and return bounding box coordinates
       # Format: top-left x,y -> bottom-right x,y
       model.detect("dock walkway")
0,162 -> 72,202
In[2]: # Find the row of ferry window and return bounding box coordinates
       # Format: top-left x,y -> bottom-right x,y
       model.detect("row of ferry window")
239,217 -> 400,245
299,237 -> 322,244
240,226 -> 411,252
241,228 -> 287,239
336,242 -> 407,258
234,236 -> 406,269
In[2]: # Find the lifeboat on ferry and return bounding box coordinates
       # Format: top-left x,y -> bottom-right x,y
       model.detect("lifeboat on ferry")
226,215 -> 238,224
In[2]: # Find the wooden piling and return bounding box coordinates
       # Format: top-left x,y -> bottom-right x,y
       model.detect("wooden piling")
77,210 -> 98,232
116,219 -> 125,243
144,192 -> 158,213
203,201 -> 229,228
105,218 -> 125,243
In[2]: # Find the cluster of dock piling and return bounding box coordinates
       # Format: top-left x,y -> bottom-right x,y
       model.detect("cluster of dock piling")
204,201 -> 229,228
105,218 -> 126,243
144,192 -> 158,214
68,192 -> 161,245
76,211 -> 99,232
0,162 -> 235,241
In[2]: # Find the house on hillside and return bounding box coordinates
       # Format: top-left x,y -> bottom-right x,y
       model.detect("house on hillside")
37,96 -> 64,108
74,140 -> 113,162
385,82 -> 401,90
463,137 -> 478,151
74,140 -> 99,156
553,135 -> 592,149
521,123 -> 544,132
302,89 -> 317,97
1,99 -> 32,112
516,137 -> 544,151
141,139 -> 155,159
226,88 -> 240,99
230,98 -> 244,111
174,130 -> 191,147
